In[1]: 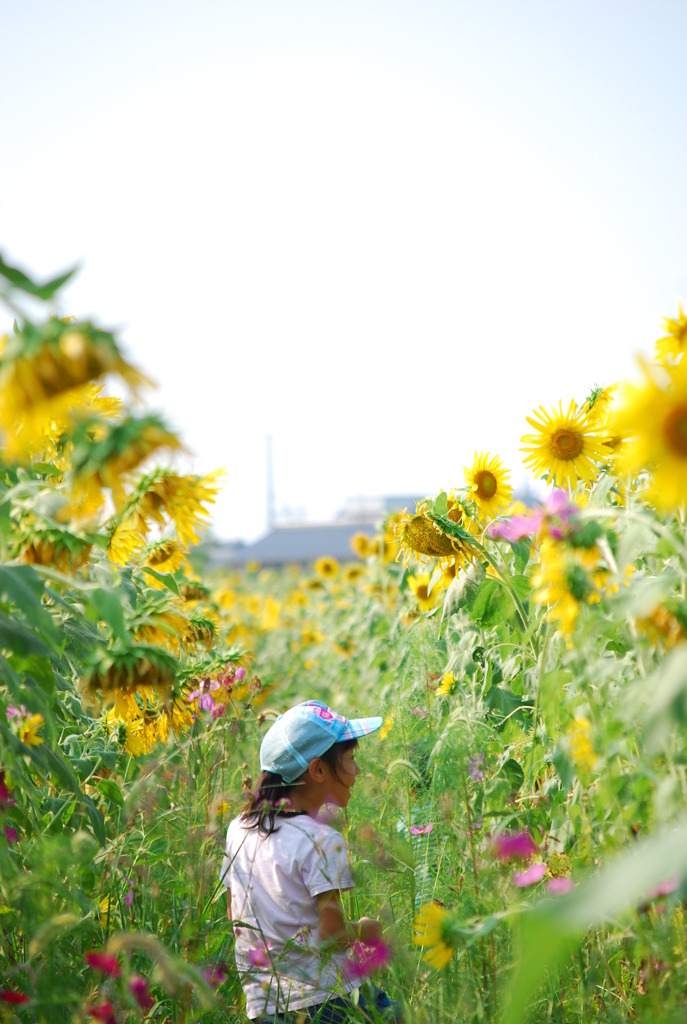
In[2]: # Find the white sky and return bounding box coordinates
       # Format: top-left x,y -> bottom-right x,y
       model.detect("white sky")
2,0 -> 686,541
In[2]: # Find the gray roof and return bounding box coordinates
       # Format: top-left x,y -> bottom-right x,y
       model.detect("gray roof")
209,521 -> 378,568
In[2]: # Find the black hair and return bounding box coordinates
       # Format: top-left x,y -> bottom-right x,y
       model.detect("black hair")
241,738 -> 357,836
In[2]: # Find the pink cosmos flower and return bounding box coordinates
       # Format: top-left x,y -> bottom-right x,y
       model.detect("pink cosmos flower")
235,666 -> 247,682
6,705 -> 26,720
129,975 -> 155,1011
85,951 -> 121,977
203,964 -> 228,987
491,830 -> 539,862
0,771 -> 15,809
87,1002 -> 117,1024
345,938 -> 391,979
248,941 -> 272,968
489,513 -> 543,542
649,876 -> 680,899
545,877 -> 574,895
0,991 -> 30,1004
409,824 -> 433,835
512,862 -> 548,887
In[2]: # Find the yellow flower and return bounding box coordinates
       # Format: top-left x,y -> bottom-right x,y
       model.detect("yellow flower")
138,468 -> 224,548
107,513 -> 148,566
350,533 -> 377,560
436,671 -> 455,696
464,451 -> 513,521
342,564 -> 366,584
314,556 -> 339,579
379,717 -> 393,739
412,903 -> 453,969
394,508 -> 460,569
613,358 -> 687,511
216,800 -> 232,816
99,895 -> 116,931
582,385 -> 617,428
566,717 -> 597,773
531,537 -> 583,637
521,399 -> 607,489
19,713 -> 45,747
144,538 -> 187,576
655,304 -> 687,364
407,572 -> 443,613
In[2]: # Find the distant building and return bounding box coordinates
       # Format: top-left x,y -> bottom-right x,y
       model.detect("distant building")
206,495 -> 423,569
205,486 -> 541,570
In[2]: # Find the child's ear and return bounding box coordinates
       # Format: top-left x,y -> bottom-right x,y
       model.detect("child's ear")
307,758 -> 327,782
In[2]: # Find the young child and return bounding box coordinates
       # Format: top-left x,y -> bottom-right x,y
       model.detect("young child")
220,700 -> 399,1023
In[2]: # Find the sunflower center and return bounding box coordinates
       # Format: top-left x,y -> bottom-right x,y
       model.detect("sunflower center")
475,470 -> 497,499
550,428 -> 584,461
663,403 -> 687,457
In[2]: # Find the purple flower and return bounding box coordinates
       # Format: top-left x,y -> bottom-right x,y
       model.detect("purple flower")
6,705 -> 26,721
0,772 -> 15,809
189,678 -> 220,702
235,666 -> 246,682
211,702 -> 227,719
197,693 -> 216,712
545,877 -> 574,895
512,862 -> 547,887
4,826 -> 18,844
345,939 -> 391,979
491,830 -> 539,862
468,753 -> 485,782
248,942 -> 272,969
410,823 -> 433,835
123,877 -> 135,908
203,964 -> 228,987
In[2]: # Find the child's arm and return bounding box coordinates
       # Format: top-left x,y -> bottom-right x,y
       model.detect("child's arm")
316,890 -> 382,949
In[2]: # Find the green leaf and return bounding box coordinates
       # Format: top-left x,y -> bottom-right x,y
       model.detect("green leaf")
140,567 -> 180,595
0,252 -> 77,300
0,565 -> 58,647
433,491 -> 448,516
501,757 -> 525,790
86,588 -> 128,641
97,779 -> 124,806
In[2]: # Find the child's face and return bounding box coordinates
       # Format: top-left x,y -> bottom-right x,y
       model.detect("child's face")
321,748 -> 360,808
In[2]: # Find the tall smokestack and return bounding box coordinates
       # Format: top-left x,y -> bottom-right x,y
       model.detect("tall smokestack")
266,434 -> 275,531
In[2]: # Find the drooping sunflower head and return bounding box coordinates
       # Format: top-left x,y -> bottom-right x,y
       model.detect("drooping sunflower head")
521,399 -> 607,490
655,303 -> 687,365
464,451 -> 513,521
394,509 -> 456,568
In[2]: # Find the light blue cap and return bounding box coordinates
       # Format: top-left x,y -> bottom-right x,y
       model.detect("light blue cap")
259,700 -> 383,783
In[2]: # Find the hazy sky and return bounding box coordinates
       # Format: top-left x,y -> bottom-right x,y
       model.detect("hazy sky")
2,1 -> 686,541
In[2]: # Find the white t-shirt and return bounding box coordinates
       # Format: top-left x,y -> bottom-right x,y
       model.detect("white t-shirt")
220,813 -> 361,1019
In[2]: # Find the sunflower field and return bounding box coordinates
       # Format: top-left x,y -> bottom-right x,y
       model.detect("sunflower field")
3,254 -> 687,1023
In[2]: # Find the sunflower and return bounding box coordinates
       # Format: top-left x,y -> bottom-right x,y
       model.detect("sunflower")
521,400 -> 607,489
137,468 -> 225,547
144,538 -> 187,576
566,717 -> 597,774
314,556 -> 339,579
412,903 -> 453,969
394,509 -> 457,568
436,671 -> 455,696
655,304 -> 687,364
464,451 -> 513,521
350,532 -> 378,559
108,513 -> 148,566
407,572 -> 443,613
612,358 -> 687,511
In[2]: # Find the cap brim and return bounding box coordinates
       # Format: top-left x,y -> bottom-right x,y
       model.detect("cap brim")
341,716 -> 384,740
